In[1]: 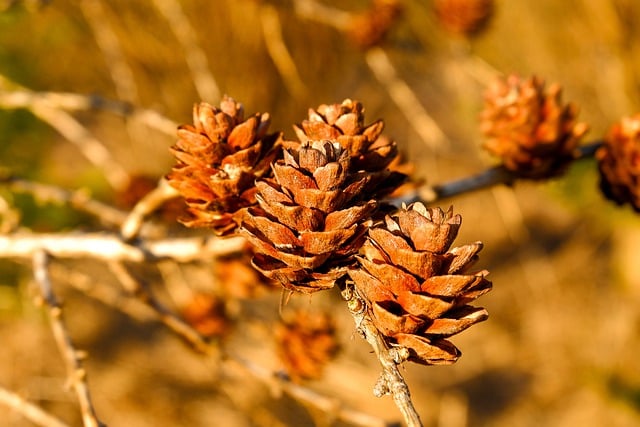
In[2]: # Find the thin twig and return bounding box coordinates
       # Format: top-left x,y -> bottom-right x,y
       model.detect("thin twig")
1,174 -> 128,227
226,354 -> 398,427
151,0 -> 220,102
0,385 -> 71,427
293,0 -> 352,30
80,0 -> 139,103
107,260 -> 213,354
365,47 -> 449,153
414,142 -> 604,203
0,75 -> 129,190
342,286 -> 423,427
32,250 -> 104,427
259,4 -> 307,99
0,232 -> 247,262
0,89 -> 178,136
120,177 -> 181,241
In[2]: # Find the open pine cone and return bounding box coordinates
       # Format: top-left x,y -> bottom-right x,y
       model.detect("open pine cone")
167,96 -> 282,234
241,140 -> 382,293
349,202 -> 491,365
434,0 -> 494,36
275,310 -> 339,382
480,75 -> 589,179
597,114 -> 640,211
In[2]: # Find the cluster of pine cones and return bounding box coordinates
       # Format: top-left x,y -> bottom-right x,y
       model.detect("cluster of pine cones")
167,97 -> 491,366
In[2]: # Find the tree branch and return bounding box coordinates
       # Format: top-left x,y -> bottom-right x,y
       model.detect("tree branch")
0,385 -> 71,427
32,250 -> 105,427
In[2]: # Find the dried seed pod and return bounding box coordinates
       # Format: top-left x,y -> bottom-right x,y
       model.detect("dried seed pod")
597,114 -> 640,211
480,75 -> 589,179
434,0 -> 494,37
349,202 -> 491,365
346,0 -> 403,50
275,310 -> 339,382
241,140 -> 379,293
181,293 -> 230,339
167,96 -> 282,234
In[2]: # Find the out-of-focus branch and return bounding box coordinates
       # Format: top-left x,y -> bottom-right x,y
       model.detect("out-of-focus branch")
120,177 -> 181,241
342,286 -> 423,427
107,260 -> 213,354
0,385 -> 71,427
0,75 -> 129,190
0,232 -> 247,262
365,47 -> 449,153
80,0 -> 139,104
226,354 -> 398,427
259,4 -> 307,99
1,174 -> 128,227
151,0 -> 220,102
293,0 -> 351,30
414,142 -> 604,203
32,250 -> 104,427
0,89 -> 178,136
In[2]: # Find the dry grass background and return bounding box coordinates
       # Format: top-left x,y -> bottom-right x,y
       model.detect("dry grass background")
1,1 -> 640,426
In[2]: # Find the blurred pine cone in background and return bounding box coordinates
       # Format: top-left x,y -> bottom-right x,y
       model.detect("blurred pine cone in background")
275,310 -> 339,382
167,96 -> 282,235
349,203 -> 491,365
346,0 -> 404,50
597,114 -> 640,212
241,140 -> 381,293
433,0 -> 494,37
480,75 -> 589,180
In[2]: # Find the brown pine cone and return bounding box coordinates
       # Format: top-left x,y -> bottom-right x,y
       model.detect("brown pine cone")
434,0 -> 494,37
480,75 -> 589,180
240,140 -> 380,293
293,99 -> 399,171
346,0 -> 403,50
167,96 -> 282,234
597,115 -> 640,212
349,202 -> 491,365
275,310 -> 339,382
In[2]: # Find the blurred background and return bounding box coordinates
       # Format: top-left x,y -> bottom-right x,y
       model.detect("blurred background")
1,0 -> 640,426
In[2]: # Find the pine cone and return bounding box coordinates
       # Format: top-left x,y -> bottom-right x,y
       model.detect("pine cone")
275,310 -> 339,382
241,140 -> 379,293
346,0 -> 403,50
597,115 -> 640,211
349,202 -> 491,365
480,75 -> 589,179
167,96 -> 282,234
434,0 -> 494,36
294,99 -> 400,171
180,292 -> 230,339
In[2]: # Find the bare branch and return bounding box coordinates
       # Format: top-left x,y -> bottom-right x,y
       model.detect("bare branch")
0,385 -> 71,427
342,286 -> 423,427
293,0 -> 352,30
120,177 -> 181,241
1,174 -> 128,227
32,250 -> 104,427
151,0 -> 220,102
0,232 -> 247,262
226,354 -> 398,427
365,47 -> 449,153
80,0 -> 139,103
0,89 -> 178,136
107,260 -> 214,354
259,4 -> 307,99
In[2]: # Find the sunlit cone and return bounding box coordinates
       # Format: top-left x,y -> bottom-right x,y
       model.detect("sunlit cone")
214,244 -> 280,300
349,202 -> 491,365
181,292 -> 230,339
597,114 -> 640,212
241,140 -> 380,293
275,309 -> 339,382
434,0 -> 493,36
346,0 -> 403,49
292,99 -> 406,196
480,75 -> 589,179
167,96 -> 282,234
